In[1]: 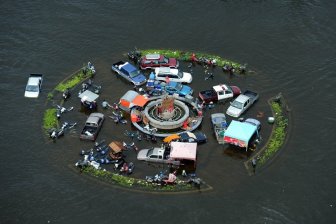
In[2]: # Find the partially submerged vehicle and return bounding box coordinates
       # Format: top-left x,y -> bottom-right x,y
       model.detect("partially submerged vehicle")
226,90 -> 259,118
199,84 -> 241,104
154,67 -> 192,83
139,54 -> 179,70
80,112 -> 105,141
24,74 -> 43,98
164,81 -> 193,97
119,90 -> 149,112
111,61 -> 147,86
163,131 -> 207,144
211,113 -> 228,144
137,142 -> 198,166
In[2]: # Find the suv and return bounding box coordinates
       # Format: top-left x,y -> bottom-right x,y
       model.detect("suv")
154,67 -> 192,83
139,54 -> 179,70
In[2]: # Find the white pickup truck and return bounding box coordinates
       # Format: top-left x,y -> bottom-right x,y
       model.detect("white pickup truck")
24,74 -> 43,98
226,90 -> 259,117
137,144 -> 181,165
198,84 -> 241,104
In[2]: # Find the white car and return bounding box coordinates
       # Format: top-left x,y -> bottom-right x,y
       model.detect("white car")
154,67 -> 192,83
24,74 -> 43,98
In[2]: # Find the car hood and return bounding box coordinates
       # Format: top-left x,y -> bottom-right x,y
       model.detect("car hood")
132,73 -> 147,83
226,105 -> 241,117
137,149 -> 149,160
180,85 -> 193,96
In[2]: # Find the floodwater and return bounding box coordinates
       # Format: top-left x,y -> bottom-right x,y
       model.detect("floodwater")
1,0 -> 335,223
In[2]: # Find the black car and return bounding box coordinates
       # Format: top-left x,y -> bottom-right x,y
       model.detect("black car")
178,131 -> 207,144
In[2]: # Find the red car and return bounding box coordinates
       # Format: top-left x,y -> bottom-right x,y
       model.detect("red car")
139,54 -> 179,70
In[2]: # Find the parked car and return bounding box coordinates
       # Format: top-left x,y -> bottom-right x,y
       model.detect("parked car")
137,144 -> 180,165
80,113 -> 105,141
211,113 -> 227,144
163,131 -> 207,144
226,90 -> 259,117
244,118 -> 261,132
164,81 -> 193,97
24,74 -> 43,98
199,84 -> 241,104
139,54 -> 179,70
154,67 -> 192,83
111,61 -> 147,86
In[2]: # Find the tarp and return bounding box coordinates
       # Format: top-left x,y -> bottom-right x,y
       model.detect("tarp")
223,120 -> 257,148
78,90 -> 99,102
109,141 -> 124,153
163,134 -> 180,143
119,90 -> 148,112
169,142 -> 197,161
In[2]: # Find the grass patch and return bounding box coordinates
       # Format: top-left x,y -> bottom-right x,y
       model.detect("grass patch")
258,101 -> 288,165
43,108 -> 58,131
82,166 -> 196,192
141,49 -> 242,69
54,67 -> 94,92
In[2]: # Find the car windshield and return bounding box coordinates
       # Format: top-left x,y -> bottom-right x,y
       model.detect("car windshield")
177,71 -> 183,78
146,148 -> 154,157
159,57 -> 169,64
26,85 -> 39,92
175,83 -> 183,91
231,101 -> 243,109
129,70 -> 141,78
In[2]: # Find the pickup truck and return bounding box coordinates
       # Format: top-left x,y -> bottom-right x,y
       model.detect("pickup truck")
226,90 -> 259,118
111,61 -> 147,86
80,113 -> 105,141
137,144 -> 180,165
198,84 -> 241,104
24,74 -> 43,98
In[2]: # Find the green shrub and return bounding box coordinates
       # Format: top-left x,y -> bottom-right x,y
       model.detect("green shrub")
259,101 -> 288,164
43,108 -> 58,131
82,166 -> 196,192
140,49 -> 242,70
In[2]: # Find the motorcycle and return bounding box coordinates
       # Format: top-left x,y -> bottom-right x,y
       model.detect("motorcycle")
119,162 -> 135,175
62,88 -> 71,100
122,141 -> 138,151
127,47 -> 141,64
56,104 -> 74,119
48,121 -> 76,140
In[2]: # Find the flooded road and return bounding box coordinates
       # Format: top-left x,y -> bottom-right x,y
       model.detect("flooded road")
1,0 -> 335,223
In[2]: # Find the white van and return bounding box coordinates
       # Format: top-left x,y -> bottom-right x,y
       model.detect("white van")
154,67 -> 192,83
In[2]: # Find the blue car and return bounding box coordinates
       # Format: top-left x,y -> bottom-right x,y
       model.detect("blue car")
112,61 -> 147,86
164,81 -> 193,97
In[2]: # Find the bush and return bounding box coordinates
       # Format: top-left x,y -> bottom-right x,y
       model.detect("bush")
43,108 -> 58,131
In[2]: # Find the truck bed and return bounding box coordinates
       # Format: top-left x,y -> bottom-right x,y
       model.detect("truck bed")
199,89 -> 217,103
243,90 -> 259,102
80,126 -> 98,140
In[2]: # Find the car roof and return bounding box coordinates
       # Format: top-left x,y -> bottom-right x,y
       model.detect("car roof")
122,62 -> 136,73
145,54 -> 161,60
27,77 -> 40,85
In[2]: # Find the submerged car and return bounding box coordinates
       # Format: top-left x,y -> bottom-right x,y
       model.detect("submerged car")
24,74 -> 43,98
244,118 -> 261,132
164,81 -> 193,97
154,67 -> 192,83
140,54 -> 179,70
163,131 -> 207,144
111,61 -> 147,86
